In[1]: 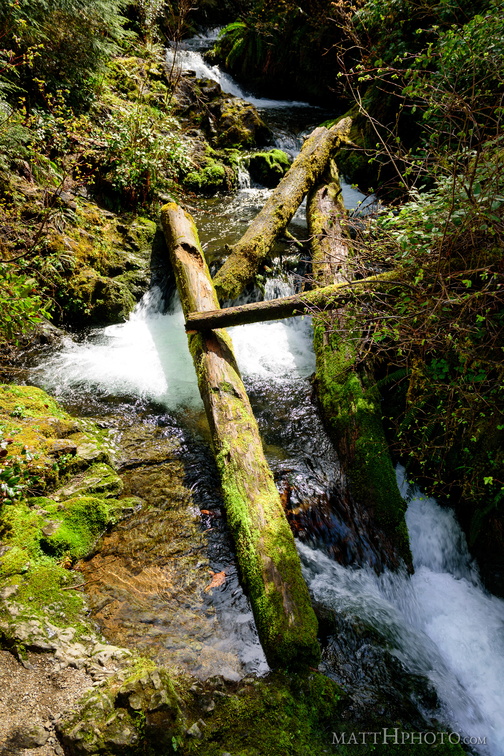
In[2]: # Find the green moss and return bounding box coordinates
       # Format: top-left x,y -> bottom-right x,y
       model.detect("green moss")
314,326 -> 411,566
215,98 -> 270,148
0,385 -> 137,639
40,496 -> 110,558
213,407 -> 320,670
184,672 -> 340,756
14,558 -> 86,623
59,661 -> 465,756
0,545 -> 32,576
54,462 -> 123,500
183,159 -> 230,194
0,384 -> 66,421
247,149 -> 291,187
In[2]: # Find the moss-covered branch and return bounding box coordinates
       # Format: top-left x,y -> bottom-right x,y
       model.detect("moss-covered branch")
212,118 -> 352,302
160,202 -> 320,669
185,272 -> 399,330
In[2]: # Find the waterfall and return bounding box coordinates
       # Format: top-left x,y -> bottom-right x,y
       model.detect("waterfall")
299,468 -> 504,755
33,287 -> 202,410
166,36 -> 310,109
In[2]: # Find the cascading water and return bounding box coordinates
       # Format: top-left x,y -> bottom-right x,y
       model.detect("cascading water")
166,29 -> 310,109
300,469 -> 504,754
31,35 -> 504,756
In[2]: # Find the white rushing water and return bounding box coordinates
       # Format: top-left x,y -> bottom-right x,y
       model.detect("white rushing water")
34,293 -> 504,755
34,287 -> 202,409
166,31 -> 310,109
35,279 -> 315,408
300,468 -> 504,755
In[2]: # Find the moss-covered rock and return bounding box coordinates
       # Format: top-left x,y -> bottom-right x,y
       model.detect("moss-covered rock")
174,75 -> 271,149
0,384 -> 134,642
58,664 -> 465,756
183,158 -> 232,194
182,140 -> 244,195
246,149 -> 291,187
52,463 -> 123,501
212,96 -> 271,148
0,385 -> 121,499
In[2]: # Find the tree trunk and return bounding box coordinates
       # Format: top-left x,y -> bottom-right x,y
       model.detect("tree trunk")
185,272 -> 398,331
308,165 -> 412,569
160,202 -> 320,669
213,118 -> 352,303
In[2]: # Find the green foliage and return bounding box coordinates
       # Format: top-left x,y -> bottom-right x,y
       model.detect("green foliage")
0,0 -> 132,108
101,101 -> 188,204
0,101 -> 33,172
212,0 -> 341,100
350,144 -> 504,512
219,20 -> 268,73
0,263 -> 50,345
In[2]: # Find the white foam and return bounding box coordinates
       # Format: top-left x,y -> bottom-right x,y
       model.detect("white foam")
166,46 -> 310,108
34,288 -> 201,409
299,470 -> 504,755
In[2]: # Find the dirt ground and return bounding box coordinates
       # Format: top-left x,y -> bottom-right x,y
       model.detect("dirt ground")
0,649 -> 93,756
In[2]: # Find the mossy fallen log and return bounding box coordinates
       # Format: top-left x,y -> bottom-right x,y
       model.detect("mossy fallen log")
213,117 -> 352,302
160,202 -> 320,669
185,272 -> 398,331
308,165 -> 412,569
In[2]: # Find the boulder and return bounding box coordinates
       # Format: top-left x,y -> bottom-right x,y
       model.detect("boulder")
247,149 -> 291,187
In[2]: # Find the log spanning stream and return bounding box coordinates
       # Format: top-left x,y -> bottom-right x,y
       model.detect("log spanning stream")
32,31 -> 504,755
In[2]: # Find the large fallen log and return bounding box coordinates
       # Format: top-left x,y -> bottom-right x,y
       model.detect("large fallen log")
185,272 -> 398,331
160,202 -> 320,669
213,117 -> 352,302
308,163 -> 412,569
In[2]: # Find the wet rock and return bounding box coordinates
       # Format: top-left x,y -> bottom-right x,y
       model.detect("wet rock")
47,438 -> 78,457
175,75 -> 270,149
0,584 -> 19,600
68,432 -> 112,466
247,149 -> 291,187
59,667 -> 184,755
53,463 -> 123,500
41,520 -> 61,537
210,96 -> 270,148
1,617 -> 59,652
90,642 -> 132,666
186,721 -> 203,738
9,723 -> 49,748
68,268 -> 137,326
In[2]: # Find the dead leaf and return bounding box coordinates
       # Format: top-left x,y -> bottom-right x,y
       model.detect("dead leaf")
204,570 -> 226,592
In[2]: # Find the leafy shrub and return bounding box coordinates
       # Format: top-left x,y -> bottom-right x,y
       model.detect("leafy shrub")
0,263 -> 49,345
100,101 -> 189,204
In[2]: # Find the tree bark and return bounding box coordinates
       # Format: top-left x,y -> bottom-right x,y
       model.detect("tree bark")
160,202 -> 320,669
185,272 -> 398,331
213,117 -> 352,303
308,164 -> 412,569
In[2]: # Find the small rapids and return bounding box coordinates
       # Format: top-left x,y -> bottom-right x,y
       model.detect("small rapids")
300,470 -> 504,755
34,281 -> 504,753
166,29 -> 310,109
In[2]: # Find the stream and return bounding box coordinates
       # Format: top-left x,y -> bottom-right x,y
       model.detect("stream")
31,32 -> 504,755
